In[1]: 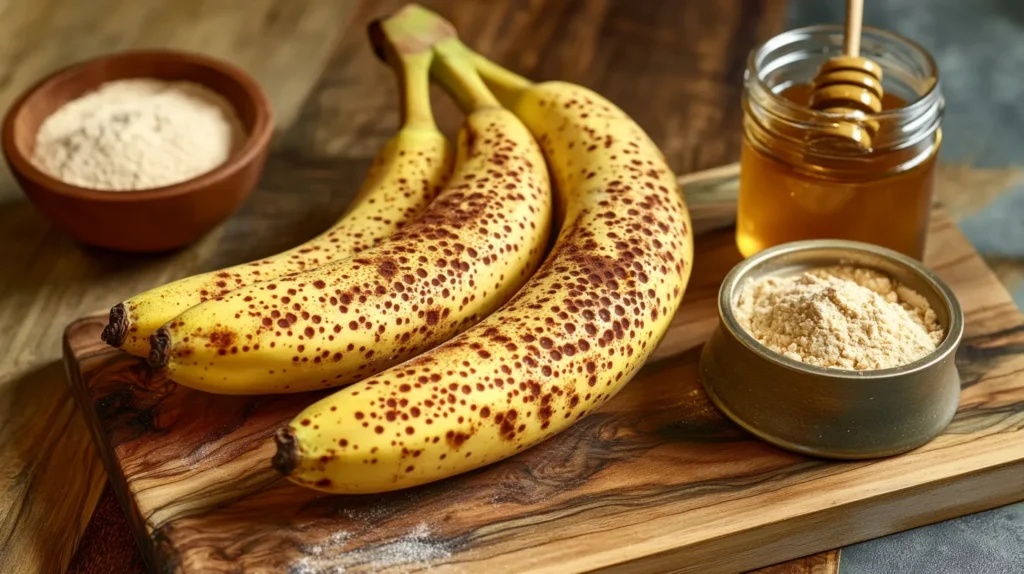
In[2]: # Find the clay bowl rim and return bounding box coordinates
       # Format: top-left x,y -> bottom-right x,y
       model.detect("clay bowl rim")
1,48 -> 274,204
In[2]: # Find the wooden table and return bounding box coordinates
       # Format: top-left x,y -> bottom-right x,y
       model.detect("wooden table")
0,1 -> 851,572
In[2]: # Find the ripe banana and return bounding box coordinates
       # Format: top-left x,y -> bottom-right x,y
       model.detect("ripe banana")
147,28 -> 552,395
273,29 -> 693,493
101,49 -> 453,357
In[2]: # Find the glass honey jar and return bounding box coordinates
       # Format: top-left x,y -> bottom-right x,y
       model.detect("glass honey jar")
737,25 -> 944,259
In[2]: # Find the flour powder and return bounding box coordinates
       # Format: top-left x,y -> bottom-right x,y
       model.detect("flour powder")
31,78 -> 243,191
735,266 -> 945,370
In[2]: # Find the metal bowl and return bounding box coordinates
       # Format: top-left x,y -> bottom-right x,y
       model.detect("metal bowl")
699,239 -> 964,459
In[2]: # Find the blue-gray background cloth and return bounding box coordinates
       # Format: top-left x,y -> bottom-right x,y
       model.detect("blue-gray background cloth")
787,1 -> 1024,572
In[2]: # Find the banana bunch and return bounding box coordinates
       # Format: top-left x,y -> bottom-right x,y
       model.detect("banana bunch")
102,41 -> 454,358
273,6 -> 694,494
139,13 -> 552,395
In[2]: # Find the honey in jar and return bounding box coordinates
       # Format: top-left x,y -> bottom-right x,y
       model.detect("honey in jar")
737,26 -> 944,259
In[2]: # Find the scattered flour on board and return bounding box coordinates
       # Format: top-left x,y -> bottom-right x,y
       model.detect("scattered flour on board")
342,502 -> 395,523
291,523 -> 459,574
300,530 -> 352,557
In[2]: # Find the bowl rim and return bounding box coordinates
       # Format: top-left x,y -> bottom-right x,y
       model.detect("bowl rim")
718,239 -> 965,380
1,48 -> 273,203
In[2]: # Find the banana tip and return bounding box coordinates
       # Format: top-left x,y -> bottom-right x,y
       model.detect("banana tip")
100,303 -> 128,348
272,427 -> 299,476
148,327 -> 171,369
367,19 -> 388,63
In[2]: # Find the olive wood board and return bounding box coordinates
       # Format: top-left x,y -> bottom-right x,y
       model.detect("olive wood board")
64,206 -> 1024,574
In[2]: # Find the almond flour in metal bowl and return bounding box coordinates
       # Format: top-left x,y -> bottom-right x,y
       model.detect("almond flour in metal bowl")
699,239 -> 964,459
734,265 -> 945,371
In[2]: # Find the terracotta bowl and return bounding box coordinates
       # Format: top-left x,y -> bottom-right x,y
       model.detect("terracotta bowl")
2,50 -> 273,253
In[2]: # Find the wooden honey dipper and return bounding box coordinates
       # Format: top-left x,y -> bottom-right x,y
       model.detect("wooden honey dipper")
808,0 -> 883,149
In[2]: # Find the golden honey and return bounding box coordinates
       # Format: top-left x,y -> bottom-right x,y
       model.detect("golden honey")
737,26 -> 943,259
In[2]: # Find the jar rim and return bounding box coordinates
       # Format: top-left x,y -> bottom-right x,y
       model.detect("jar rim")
749,24 -> 941,124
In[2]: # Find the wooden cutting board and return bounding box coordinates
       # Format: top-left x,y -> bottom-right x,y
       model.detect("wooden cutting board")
64,205 -> 1024,574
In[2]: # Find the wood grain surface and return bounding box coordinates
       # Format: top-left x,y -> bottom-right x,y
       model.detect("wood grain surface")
0,1 -> 788,571
64,205 -> 1024,573
753,550 -> 840,574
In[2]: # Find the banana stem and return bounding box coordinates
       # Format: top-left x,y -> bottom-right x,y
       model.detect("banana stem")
470,53 -> 534,109
431,39 -> 500,112
397,51 -> 437,130
371,6 -> 510,113
369,5 -> 454,129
